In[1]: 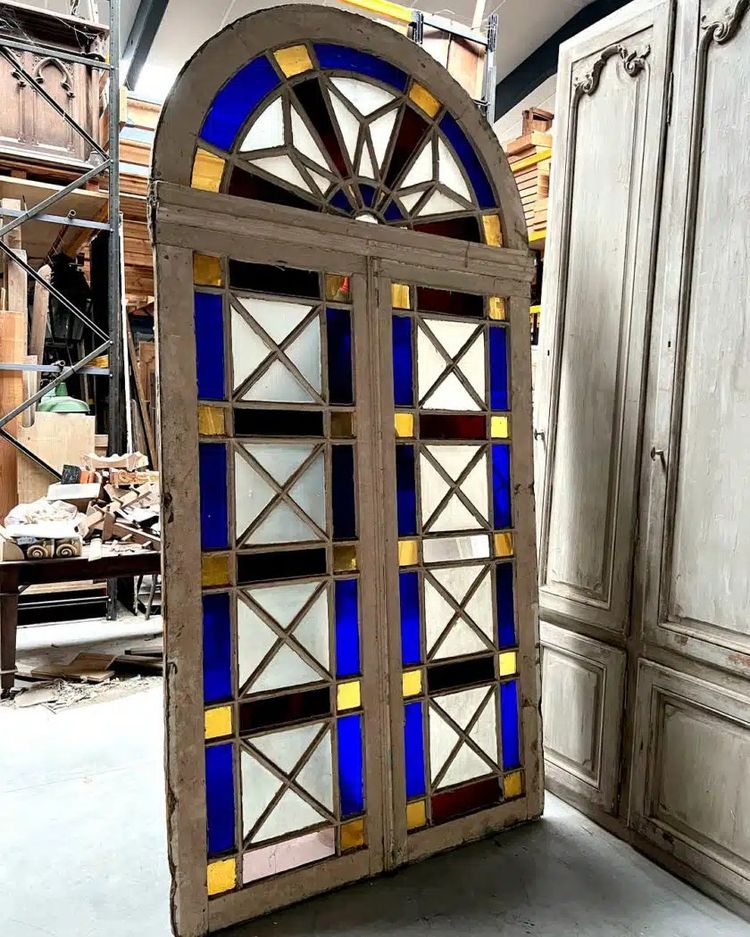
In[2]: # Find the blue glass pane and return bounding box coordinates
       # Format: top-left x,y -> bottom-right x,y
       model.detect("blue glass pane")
492,443 -> 512,530
392,316 -> 413,407
205,743 -> 235,856
330,189 -> 353,214
399,571 -> 421,665
314,44 -> 408,92
438,113 -> 495,209
326,308 -> 354,404
335,579 -> 360,678
384,200 -> 403,222
359,183 -> 377,207
500,680 -> 521,771
203,592 -> 232,704
200,56 -> 280,151
332,445 -> 356,539
496,562 -> 516,649
396,444 -> 417,537
489,326 -> 509,411
194,292 -> 225,400
199,443 -> 229,550
404,701 -> 426,799
337,712 -> 364,817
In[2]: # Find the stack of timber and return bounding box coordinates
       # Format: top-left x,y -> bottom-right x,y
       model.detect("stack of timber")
504,108 -> 553,252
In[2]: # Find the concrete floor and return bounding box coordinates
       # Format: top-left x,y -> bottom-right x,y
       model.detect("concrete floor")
1,621 -> 749,937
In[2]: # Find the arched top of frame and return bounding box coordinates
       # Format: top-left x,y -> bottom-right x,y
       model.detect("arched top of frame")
152,6 -> 527,251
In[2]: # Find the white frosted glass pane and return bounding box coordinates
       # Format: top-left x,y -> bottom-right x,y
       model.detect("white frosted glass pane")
436,685 -> 488,730
430,563 -> 483,603
240,96 -> 284,151
430,494 -> 482,532
401,140 -> 433,188
459,334 -> 486,403
419,454 -> 450,520
399,190 -> 426,212
425,318 -> 477,358
330,77 -> 395,115
358,144 -> 375,179
433,619 -> 486,660
250,154 -> 311,192
251,643 -> 321,692
251,723 -> 320,774
238,297 -> 313,346
462,572 -> 494,639
241,751 -> 283,836
424,579 -> 455,653
248,501 -> 321,544
253,787 -> 325,843
293,591 -> 329,669
291,106 -> 331,170
429,706 -> 459,781
296,729 -> 333,809
235,453 -> 274,536
417,190 -> 465,217
237,601 -> 277,686
231,307 -> 272,390
308,168 -> 332,194
423,534 -> 490,564
438,138 -> 471,202
438,741 -> 490,789
243,829 -> 335,884
425,371 -> 481,411
370,109 -> 398,167
460,459 -> 489,521
417,327 -> 447,401
286,319 -> 321,393
355,212 -> 379,224
247,442 -> 313,486
329,94 -> 360,162
469,699 -> 498,763
243,359 -> 313,403
288,451 -> 326,530
249,581 -> 319,628
428,444 -> 478,481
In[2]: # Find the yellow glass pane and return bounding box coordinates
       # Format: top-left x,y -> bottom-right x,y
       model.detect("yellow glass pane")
482,214 -> 503,247
394,413 -> 414,438
340,818 -> 366,851
499,651 -> 518,677
503,770 -> 524,800
409,82 -> 440,118
494,532 -> 514,558
333,544 -> 357,572
491,416 -> 510,439
489,297 -> 508,321
202,553 -> 231,587
193,253 -> 223,286
192,148 -> 225,192
198,405 -> 226,436
402,669 -> 422,697
207,858 -> 236,896
205,705 -> 232,740
391,283 -> 411,309
325,274 -> 351,302
337,680 -> 361,711
406,799 -> 427,830
331,411 -> 354,438
398,539 -> 418,567
274,44 -> 314,78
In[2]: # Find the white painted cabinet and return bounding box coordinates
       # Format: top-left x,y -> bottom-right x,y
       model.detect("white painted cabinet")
537,0 -> 750,909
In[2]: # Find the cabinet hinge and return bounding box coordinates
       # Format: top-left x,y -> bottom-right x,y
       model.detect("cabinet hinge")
666,71 -> 674,125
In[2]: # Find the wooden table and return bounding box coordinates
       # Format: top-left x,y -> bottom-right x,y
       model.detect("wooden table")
0,550 -> 161,694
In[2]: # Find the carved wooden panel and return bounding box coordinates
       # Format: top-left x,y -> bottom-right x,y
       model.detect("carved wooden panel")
540,620 -> 625,812
536,0 -> 672,634
630,661 -> 750,902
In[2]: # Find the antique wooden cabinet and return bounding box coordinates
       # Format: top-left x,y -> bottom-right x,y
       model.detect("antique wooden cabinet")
536,0 -> 750,913
151,7 -> 542,935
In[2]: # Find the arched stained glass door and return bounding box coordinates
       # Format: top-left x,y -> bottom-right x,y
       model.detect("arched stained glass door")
152,7 -> 540,935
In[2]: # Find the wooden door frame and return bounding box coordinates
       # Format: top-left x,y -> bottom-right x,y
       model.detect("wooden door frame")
154,181 -> 537,935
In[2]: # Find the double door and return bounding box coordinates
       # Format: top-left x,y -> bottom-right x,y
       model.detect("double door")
536,0 -> 750,909
155,187 -> 541,935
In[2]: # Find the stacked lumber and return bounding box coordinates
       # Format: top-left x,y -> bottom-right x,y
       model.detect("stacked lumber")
504,109 -> 553,251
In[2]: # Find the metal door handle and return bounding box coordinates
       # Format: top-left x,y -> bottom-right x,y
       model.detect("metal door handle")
650,446 -> 666,468
533,429 -> 545,442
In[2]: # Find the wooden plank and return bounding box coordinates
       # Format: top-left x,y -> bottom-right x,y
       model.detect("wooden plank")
0,311 -> 25,519
17,411 -> 96,504
127,322 -> 157,467
29,264 -> 50,360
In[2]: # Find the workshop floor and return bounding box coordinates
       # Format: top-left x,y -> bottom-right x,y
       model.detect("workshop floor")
1,619 -> 748,937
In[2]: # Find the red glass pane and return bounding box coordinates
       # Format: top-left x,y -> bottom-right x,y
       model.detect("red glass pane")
416,287 -> 484,317
420,414 -> 486,440
431,776 -> 501,824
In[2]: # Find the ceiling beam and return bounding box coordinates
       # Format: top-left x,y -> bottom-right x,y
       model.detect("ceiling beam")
122,0 -> 169,91
494,0 -> 632,118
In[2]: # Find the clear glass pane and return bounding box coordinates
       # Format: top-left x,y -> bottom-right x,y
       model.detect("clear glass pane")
296,728 -> 333,809
424,318 -> 477,358
292,590 -> 330,670
250,154 -> 312,192
238,297 -> 314,345
401,139 -> 433,188
249,442 -> 314,485
329,94 -> 361,162
286,318 -> 322,392
370,109 -> 398,167
330,76 -> 395,115
242,359 -> 315,403
249,581 -> 319,628
253,787 -> 325,842
437,138 -> 471,202
237,599 -> 277,685
231,306 -> 272,390
424,372 -> 480,411
252,723 -> 320,773
417,190 -> 465,217
433,620 -> 486,660
423,534 -> 490,563
438,741 -> 490,789
241,750 -> 283,836
251,642 -> 321,692
248,501 -> 323,544
239,95 -> 284,151
288,451 -> 326,530
291,106 -> 331,170
235,452 -> 275,534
